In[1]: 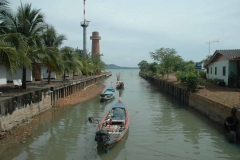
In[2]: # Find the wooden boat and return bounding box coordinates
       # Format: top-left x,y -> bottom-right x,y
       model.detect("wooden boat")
95,98 -> 130,152
100,87 -> 115,102
116,81 -> 124,89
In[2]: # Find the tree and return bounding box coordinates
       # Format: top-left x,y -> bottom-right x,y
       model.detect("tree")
150,48 -> 179,79
138,60 -> 148,72
80,56 -> 94,76
0,0 -> 30,74
2,2 -> 45,89
0,0 -> 10,20
40,25 -> 66,84
148,62 -> 158,75
59,46 -> 82,81
0,33 -> 28,74
201,55 -> 212,68
92,54 -> 106,75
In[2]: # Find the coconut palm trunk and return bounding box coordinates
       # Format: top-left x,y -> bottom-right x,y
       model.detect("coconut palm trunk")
47,70 -> 52,84
22,67 -> 27,89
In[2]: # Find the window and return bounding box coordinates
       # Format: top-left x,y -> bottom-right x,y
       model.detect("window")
207,68 -> 209,74
211,67 -> 212,74
215,67 -> 217,75
223,66 -> 226,76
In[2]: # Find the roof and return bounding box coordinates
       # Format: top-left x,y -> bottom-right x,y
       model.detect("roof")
106,87 -> 115,91
112,99 -> 126,108
103,91 -> 114,95
204,49 -> 240,68
217,49 -> 240,59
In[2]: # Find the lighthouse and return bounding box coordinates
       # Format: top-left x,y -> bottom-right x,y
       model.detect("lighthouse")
90,31 -> 101,55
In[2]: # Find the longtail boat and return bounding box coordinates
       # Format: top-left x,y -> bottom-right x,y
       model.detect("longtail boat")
95,98 -> 130,152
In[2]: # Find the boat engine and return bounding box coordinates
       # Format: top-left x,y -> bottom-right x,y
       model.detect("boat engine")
95,130 -> 110,145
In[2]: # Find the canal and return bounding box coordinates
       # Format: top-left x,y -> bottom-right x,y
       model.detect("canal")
1,69 -> 240,160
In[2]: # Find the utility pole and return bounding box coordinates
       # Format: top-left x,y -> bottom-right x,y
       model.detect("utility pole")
206,39 -> 219,55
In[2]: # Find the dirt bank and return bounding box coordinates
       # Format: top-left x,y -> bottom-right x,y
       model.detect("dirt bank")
54,83 -> 105,106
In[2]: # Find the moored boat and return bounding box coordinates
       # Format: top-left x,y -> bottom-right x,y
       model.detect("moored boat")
100,85 -> 115,102
95,98 -> 130,152
99,90 -> 114,102
116,81 -> 124,89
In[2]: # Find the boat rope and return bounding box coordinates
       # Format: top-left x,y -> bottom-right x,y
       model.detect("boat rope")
120,138 -> 196,160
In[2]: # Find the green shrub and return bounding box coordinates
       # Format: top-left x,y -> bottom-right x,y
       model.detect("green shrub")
199,78 -> 205,85
175,71 -> 181,81
186,72 -> 199,92
213,78 -> 224,84
199,71 -> 206,79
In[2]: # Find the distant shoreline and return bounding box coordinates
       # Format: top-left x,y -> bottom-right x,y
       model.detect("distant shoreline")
106,68 -> 139,69
106,64 -> 139,69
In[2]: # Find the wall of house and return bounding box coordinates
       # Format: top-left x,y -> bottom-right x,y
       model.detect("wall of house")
0,65 -> 7,85
206,60 -> 229,84
228,60 -> 238,76
7,68 -> 32,82
41,66 -> 56,79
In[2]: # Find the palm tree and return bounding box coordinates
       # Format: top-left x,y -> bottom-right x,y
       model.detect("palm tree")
59,46 -> 82,81
0,0 -> 11,20
0,34 -> 29,74
92,54 -> 106,75
40,25 -> 66,84
2,2 -> 45,89
80,55 -> 94,77
0,0 -> 30,74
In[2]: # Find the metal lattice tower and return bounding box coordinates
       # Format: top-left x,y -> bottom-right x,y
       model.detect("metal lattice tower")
206,39 -> 219,55
81,0 -> 89,56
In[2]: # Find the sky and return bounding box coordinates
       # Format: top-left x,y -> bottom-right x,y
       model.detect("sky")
8,0 -> 240,67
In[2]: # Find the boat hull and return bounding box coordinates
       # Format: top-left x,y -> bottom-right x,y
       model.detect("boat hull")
95,104 -> 130,152
100,94 -> 114,102
103,128 -> 129,152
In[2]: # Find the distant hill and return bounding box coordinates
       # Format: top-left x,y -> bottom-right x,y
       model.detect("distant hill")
106,64 -> 139,69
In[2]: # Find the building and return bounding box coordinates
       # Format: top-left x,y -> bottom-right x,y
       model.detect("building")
0,64 -> 7,85
204,49 -> 240,86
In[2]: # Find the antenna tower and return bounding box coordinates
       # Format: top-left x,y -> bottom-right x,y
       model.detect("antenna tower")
81,0 -> 90,56
206,39 -> 219,55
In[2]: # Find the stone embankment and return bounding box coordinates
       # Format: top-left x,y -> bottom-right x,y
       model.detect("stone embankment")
140,73 -> 240,140
0,74 -> 111,133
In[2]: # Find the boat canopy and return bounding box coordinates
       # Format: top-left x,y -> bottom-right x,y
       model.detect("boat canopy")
104,91 -> 114,95
106,87 -> 115,91
112,101 -> 125,108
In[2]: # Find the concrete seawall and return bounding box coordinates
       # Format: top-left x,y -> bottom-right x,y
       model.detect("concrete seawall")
140,73 -> 240,138
0,74 -> 110,131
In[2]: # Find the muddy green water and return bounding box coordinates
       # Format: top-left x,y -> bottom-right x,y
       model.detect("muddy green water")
1,69 -> 240,160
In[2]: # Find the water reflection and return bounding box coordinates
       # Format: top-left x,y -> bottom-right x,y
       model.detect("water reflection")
1,69 -> 240,160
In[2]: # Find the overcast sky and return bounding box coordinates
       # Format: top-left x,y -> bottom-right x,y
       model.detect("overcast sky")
8,0 -> 240,67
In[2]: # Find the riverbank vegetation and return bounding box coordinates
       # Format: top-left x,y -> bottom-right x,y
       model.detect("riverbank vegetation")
0,0 -> 106,89
138,47 -> 207,92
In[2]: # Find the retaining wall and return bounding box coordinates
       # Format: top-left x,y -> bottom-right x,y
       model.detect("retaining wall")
140,73 -> 240,137
0,74 -> 110,131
